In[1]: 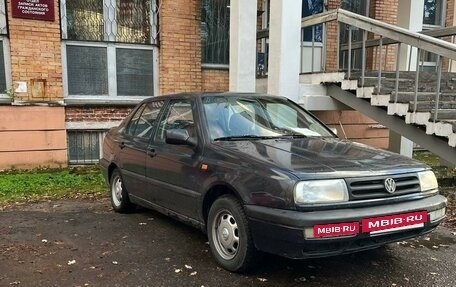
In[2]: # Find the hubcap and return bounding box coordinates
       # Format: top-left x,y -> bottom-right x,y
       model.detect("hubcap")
111,175 -> 123,207
212,210 -> 239,260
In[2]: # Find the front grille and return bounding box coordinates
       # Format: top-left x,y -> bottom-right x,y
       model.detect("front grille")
345,173 -> 420,200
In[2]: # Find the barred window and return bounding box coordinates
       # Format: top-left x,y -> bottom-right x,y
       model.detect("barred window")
61,0 -> 158,98
68,131 -> 106,164
61,0 -> 158,45
201,0 -> 230,65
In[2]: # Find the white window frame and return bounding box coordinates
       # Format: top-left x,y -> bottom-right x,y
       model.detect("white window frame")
0,37 -> 12,101
421,0 -> 446,69
62,41 -> 159,103
60,0 -> 159,103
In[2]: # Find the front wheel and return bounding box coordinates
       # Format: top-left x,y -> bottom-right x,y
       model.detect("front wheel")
110,169 -> 135,213
207,195 -> 257,272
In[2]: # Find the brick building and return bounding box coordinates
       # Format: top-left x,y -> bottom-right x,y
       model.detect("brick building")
0,0 -> 454,169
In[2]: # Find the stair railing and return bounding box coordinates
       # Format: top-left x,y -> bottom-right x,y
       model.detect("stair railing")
302,9 -> 456,123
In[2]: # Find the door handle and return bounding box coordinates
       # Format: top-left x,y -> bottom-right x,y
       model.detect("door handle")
119,142 -> 126,149
147,147 -> 156,157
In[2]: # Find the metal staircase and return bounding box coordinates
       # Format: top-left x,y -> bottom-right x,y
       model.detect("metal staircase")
301,9 -> 456,165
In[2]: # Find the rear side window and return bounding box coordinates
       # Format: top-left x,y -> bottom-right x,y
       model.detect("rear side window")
125,101 -> 164,139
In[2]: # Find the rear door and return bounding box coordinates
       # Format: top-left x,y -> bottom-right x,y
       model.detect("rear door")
145,98 -> 203,219
117,100 -> 164,199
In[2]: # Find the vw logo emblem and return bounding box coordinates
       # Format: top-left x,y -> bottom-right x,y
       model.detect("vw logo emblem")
384,178 -> 396,193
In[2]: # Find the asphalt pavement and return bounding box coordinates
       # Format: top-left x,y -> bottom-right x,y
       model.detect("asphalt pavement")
0,199 -> 455,287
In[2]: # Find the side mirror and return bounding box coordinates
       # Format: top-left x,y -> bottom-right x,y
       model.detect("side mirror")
165,129 -> 197,146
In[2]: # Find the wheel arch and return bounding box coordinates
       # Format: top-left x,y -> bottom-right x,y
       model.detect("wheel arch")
201,183 -> 243,225
107,163 -> 119,182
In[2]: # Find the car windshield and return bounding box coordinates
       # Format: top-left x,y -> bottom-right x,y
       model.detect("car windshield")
202,95 -> 334,141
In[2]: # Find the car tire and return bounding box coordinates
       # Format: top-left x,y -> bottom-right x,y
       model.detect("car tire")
110,169 -> 135,213
207,195 -> 257,272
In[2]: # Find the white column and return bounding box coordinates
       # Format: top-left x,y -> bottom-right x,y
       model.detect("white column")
267,0 -> 302,101
397,0 -> 424,71
389,131 -> 414,158
229,0 -> 257,92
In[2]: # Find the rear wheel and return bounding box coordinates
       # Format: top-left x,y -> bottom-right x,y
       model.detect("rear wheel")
110,169 -> 134,213
207,195 -> 257,272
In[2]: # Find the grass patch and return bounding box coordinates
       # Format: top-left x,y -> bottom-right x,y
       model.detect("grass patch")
0,166 -> 107,205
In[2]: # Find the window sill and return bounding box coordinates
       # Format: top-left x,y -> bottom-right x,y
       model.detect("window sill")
0,97 -> 11,105
64,97 -> 146,106
202,63 -> 229,70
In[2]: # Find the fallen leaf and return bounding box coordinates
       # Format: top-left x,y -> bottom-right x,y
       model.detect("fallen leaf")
139,222 -> 147,226
430,272 -> 439,276
432,245 -> 439,249
67,260 -> 76,266
41,239 -> 48,243
174,269 -> 182,273
190,271 -> 197,276
257,278 -> 267,282
185,264 -> 192,269
430,257 -> 439,261
295,277 -> 307,282
112,261 -> 118,265
9,281 -> 20,285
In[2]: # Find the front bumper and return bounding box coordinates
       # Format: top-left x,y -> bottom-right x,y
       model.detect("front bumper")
244,194 -> 447,259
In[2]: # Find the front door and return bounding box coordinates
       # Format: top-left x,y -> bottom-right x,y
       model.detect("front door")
146,98 -> 202,219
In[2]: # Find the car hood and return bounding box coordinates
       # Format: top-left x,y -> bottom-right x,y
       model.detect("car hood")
214,137 -> 428,179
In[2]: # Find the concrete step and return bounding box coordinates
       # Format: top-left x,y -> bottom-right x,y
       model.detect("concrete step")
355,71 -> 456,82
409,102 -> 456,112
391,92 -> 456,103
430,109 -> 456,120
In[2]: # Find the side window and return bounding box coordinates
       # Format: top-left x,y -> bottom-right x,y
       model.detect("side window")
125,104 -> 146,136
156,99 -> 195,143
125,101 -> 164,139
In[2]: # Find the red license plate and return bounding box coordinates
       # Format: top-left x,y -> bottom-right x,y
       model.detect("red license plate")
362,211 -> 428,234
313,222 -> 359,238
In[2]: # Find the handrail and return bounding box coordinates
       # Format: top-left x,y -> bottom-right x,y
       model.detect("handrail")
340,26 -> 456,51
301,8 -> 456,60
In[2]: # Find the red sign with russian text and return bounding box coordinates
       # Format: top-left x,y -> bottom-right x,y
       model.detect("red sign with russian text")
12,0 -> 55,22
362,211 -> 428,233
313,222 -> 359,238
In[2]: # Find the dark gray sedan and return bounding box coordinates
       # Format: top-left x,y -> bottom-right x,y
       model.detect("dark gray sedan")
100,93 -> 447,272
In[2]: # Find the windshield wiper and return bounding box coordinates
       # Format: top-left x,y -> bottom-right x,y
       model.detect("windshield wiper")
213,135 -> 280,141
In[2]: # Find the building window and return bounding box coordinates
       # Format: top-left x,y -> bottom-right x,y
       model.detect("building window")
302,0 -> 323,42
62,0 -> 158,44
0,0 -> 10,99
68,130 -> 106,164
423,0 -> 444,28
201,0 -> 230,65
60,0 -> 158,99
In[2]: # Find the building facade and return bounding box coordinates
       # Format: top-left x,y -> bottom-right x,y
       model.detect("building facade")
0,0 -> 453,169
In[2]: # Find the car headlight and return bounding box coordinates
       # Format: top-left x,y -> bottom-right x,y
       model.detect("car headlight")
294,179 -> 349,205
418,170 -> 438,192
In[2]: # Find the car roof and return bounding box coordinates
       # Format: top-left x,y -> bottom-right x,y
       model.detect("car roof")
142,92 -> 286,102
